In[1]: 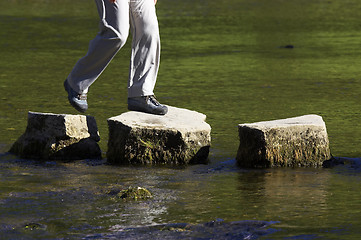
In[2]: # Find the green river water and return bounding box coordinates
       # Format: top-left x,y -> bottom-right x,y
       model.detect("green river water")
1,0 -> 361,239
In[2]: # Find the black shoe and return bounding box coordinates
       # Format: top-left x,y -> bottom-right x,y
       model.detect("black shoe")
64,79 -> 88,113
128,95 -> 168,115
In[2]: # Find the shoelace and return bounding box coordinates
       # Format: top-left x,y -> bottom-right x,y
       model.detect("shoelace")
146,95 -> 160,106
77,93 -> 87,101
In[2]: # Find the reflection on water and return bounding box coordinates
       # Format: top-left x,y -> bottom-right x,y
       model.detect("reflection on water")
1,0 -> 361,239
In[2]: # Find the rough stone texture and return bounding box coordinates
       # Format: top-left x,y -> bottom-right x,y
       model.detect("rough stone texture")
107,106 -> 211,165
9,112 -> 101,160
236,115 -> 331,168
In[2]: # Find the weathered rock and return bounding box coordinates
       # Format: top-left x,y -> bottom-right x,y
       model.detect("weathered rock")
107,106 -> 211,165
9,111 -> 101,160
236,115 -> 331,167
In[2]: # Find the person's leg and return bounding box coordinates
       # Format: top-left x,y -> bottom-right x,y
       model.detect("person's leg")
127,0 -> 160,98
67,0 -> 130,95
127,0 -> 167,115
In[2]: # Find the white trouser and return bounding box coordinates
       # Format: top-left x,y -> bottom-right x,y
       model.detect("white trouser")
67,0 -> 160,98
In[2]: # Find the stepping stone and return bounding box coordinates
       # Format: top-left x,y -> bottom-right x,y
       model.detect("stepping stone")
236,115 -> 331,167
107,106 -> 211,165
10,112 -> 101,160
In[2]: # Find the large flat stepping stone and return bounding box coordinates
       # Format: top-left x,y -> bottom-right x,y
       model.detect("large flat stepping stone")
10,112 -> 101,160
107,106 -> 211,165
236,115 -> 331,167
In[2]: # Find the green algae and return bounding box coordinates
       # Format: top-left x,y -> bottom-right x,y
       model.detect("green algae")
23,223 -> 47,231
118,187 -> 152,200
1,0 -> 361,158
105,185 -> 152,200
1,1 -> 361,239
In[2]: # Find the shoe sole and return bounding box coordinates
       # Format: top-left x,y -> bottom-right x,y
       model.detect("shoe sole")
128,104 -> 168,115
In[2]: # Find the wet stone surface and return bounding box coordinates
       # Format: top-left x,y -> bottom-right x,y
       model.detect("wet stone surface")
107,186 -> 153,200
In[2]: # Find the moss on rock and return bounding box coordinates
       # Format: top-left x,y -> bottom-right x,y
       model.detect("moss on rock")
118,187 -> 152,200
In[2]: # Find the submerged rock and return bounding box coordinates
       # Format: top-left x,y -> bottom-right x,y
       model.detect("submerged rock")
323,156 -> 361,169
9,112 -> 101,160
107,106 -> 211,165
118,187 -> 152,200
236,115 -> 331,167
23,222 -> 47,231
107,186 -> 153,200
90,220 -> 278,239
